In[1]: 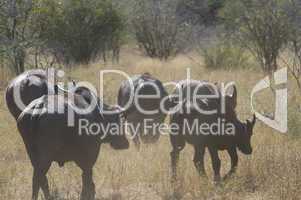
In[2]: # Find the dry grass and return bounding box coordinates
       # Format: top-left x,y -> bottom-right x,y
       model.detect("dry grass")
0,66 -> 13,90
0,49 -> 300,200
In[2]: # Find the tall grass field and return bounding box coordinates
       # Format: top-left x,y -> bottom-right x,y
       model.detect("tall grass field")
0,49 -> 300,200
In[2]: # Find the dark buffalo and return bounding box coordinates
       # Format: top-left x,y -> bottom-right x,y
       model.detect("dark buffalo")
118,73 -> 168,149
5,69 -> 55,120
169,80 -> 256,183
17,88 -> 129,200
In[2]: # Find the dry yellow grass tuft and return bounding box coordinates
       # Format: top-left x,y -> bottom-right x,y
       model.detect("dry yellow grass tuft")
0,50 -> 300,200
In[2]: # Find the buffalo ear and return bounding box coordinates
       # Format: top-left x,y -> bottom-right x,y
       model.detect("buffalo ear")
225,83 -> 237,110
54,85 -> 58,94
247,114 -> 256,128
72,80 -> 76,87
251,114 -> 256,127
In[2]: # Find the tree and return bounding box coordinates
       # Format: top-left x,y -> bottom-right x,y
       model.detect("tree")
176,0 -> 225,26
0,0 -> 38,74
133,0 -> 191,60
285,0 -> 301,94
36,0 -> 124,64
222,0 -> 290,75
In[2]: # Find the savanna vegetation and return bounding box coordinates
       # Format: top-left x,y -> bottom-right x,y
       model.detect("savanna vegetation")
0,0 -> 300,199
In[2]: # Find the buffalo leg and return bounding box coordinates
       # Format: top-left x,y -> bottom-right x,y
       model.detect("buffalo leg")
131,122 -> 141,150
169,136 -> 185,183
81,168 -> 95,200
193,145 -> 206,177
223,147 -> 238,180
132,135 -> 141,150
208,147 -> 221,183
170,149 -> 180,183
40,174 -> 51,200
169,114 -> 185,183
32,163 -> 51,200
32,170 -> 40,200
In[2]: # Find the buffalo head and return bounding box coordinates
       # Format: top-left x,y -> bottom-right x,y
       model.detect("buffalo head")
103,106 -> 129,150
74,86 -> 129,150
237,114 -> 256,155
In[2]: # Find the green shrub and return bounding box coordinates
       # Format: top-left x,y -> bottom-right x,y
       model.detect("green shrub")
36,0 -> 124,64
200,41 -> 252,70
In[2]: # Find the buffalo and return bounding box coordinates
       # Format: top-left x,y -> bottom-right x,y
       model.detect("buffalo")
6,69 -> 56,120
118,73 -> 168,149
16,87 -> 129,200
169,80 -> 256,183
